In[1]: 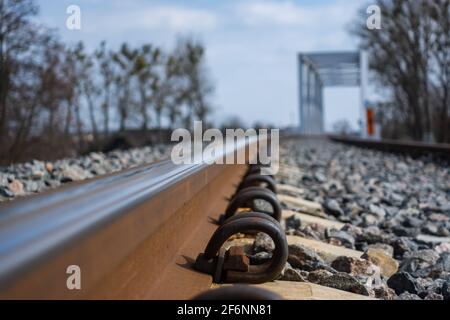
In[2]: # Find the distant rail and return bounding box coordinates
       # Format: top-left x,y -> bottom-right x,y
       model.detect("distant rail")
328,135 -> 450,159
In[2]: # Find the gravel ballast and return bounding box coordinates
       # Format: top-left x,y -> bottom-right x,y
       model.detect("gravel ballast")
260,139 -> 450,300
0,145 -> 171,202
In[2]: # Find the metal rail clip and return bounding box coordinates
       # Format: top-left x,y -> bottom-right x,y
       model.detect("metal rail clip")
194,212 -> 288,284
238,173 -> 278,193
221,186 -> 282,223
247,164 -> 275,178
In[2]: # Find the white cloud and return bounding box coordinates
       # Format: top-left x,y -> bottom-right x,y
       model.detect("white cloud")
135,6 -> 218,31
237,1 -> 309,26
83,5 -> 218,35
236,0 -> 358,29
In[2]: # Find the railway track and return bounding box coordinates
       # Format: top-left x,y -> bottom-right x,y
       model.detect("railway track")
328,135 -> 450,160
0,136 -> 448,300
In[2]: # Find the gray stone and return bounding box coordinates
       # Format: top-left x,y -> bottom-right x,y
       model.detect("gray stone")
0,186 -> 14,198
23,180 -> 45,193
389,193 -> 404,206
428,213 -> 449,222
287,244 -> 325,271
294,226 -> 322,241
328,230 -> 355,248
373,285 -> 397,300
60,166 -> 87,183
314,172 -> 327,183
358,226 -> 386,244
392,225 -> 420,238
45,179 -> 61,188
340,223 -> 363,237
31,170 -> 45,180
331,256 -> 378,277
248,251 -> 272,264
362,248 -> 399,278
396,292 -> 422,300
416,234 -> 450,244
391,237 -> 419,258
427,253 -> 450,277
318,272 -> 369,296
403,249 -> 440,265
403,217 -> 424,229
399,250 -> 442,278
323,198 -> 344,217
422,222 -> 442,236
438,226 -> 450,237
0,174 -> 9,186
387,272 -> 419,295
252,232 -> 275,253
307,269 -> 333,284
424,292 -> 443,300
0,146 -> 171,203
279,263 -> 307,282
369,204 -> 386,219
422,278 -> 445,294
368,243 -> 394,257
285,214 -> 301,230
442,281 -> 450,300
361,214 -> 379,227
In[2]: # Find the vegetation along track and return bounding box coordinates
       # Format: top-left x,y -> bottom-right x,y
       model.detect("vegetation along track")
1,136 -> 449,300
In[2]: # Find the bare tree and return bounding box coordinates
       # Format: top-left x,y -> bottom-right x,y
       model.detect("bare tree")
352,0 -> 450,142
0,1 -> 220,163
221,116 -> 246,132
429,0 -> 450,142
95,41 -> 114,138
172,38 -> 214,129
112,44 -> 138,132
0,0 -> 38,152
73,42 -> 99,142
61,46 -> 77,140
134,44 -> 161,130
38,38 -> 71,147
332,119 -> 353,135
163,53 -> 185,130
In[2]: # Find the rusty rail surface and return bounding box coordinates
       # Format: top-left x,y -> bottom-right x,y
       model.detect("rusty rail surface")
328,135 -> 450,159
0,138 -> 261,299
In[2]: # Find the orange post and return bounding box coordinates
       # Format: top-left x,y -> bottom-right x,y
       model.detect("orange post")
366,108 -> 375,136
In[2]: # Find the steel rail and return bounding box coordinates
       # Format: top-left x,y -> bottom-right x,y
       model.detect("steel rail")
0,137 -> 261,299
328,135 -> 450,159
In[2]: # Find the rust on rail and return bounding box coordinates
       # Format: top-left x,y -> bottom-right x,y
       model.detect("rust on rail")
0,138 -> 263,299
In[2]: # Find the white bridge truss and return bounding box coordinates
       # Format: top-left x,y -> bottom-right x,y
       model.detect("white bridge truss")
298,51 -> 368,135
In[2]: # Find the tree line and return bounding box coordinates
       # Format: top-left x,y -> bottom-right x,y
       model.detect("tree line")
353,0 -> 450,143
0,0 -> 214,164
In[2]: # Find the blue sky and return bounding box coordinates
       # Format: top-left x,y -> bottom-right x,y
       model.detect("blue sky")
36,0 -> 368,130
